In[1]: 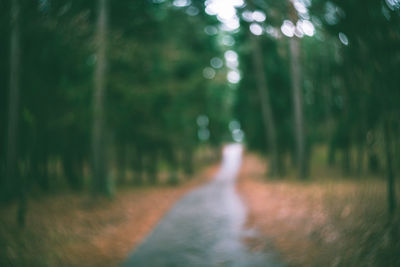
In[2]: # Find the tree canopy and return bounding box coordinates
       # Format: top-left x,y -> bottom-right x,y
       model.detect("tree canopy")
1,0 -> 399,216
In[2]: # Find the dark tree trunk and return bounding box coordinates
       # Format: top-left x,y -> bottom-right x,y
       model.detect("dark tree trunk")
250,35 -> 280,177
6,0 -> 21,198
383,119 -> 396,216
288,2 -> 307,179
7,0 -> 26,227
92,0 -> 110,195
289,36 -> 307,179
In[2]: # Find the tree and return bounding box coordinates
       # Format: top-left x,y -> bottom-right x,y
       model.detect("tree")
92,0 -> 110,195
250,33 -> 280,177
310,0 -> 400,214
5,0 -> 26,226
288,1 -> 307,179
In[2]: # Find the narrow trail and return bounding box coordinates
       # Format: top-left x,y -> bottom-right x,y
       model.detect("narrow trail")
123,144 -> 283,267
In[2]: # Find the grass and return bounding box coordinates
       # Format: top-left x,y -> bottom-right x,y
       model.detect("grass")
238,153 -> 400,267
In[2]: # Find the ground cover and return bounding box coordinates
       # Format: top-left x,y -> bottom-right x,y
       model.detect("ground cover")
238,153 -> 400,267
0,165 -> 218,266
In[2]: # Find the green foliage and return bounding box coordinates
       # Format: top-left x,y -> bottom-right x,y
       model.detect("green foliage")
1,0 -> 399,199
0,0 -> 234,198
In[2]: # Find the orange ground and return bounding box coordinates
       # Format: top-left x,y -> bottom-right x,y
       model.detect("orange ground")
0,165 -> 218,267
237,153 -> 400,267
2,154 -> 399,267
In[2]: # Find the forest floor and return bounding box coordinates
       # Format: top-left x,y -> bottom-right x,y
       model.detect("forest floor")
2,152 -> 399,267
0,164 -> 218,267
238,153 -> 400,267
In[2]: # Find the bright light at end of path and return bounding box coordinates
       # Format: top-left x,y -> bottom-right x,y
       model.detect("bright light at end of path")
223,143 -> 243,157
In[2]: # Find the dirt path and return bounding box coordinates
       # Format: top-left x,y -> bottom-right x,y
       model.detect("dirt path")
123,144 -> 283,267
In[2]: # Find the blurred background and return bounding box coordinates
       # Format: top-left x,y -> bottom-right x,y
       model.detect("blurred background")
0,0 -> 399,266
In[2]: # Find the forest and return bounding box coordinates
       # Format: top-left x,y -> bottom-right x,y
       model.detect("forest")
1,0 -> 399,266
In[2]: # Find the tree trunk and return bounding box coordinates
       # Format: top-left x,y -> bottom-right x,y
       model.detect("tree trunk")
92,0 -> 110,195
7,0 -> 26,227
289,35 -> 307,179
250,35 -> 279,177
383,119 -> 396,216
6,0 -> 21,196
287,1 -> 307,179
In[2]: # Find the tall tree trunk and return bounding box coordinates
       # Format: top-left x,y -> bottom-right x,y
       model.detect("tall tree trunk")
7,0 -> 26,227
92,0 -> 110,195
288,3 -> 307,179
250,35 -> 279,177
383,119 -> 396,216
289,36 -> 307,179
6,0 -> 21,195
